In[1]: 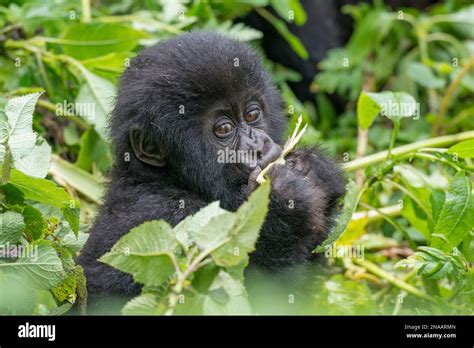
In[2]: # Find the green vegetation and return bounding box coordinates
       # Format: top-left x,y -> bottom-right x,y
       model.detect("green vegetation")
0,0 -> 472,315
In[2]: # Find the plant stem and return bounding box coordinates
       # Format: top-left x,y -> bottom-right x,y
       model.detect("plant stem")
164,238 -> 230,315
353,258 -> 435,302
386,121 -> 400,161
343,131 -> 474,171
433,54 -> 474,135
1,144 -> 11,184
81,0 -> 92,22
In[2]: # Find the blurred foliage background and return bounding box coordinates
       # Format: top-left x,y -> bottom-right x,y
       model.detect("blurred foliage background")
0,0 -> 473,315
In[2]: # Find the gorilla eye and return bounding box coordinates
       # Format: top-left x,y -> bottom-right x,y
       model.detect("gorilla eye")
214,122 -> 234,138
245,108 -> 261,123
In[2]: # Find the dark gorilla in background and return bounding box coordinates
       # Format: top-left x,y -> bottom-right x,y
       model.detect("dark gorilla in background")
78,32 -> 346,300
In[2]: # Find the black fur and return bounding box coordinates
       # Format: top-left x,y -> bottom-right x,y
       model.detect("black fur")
77,32 -> 346,300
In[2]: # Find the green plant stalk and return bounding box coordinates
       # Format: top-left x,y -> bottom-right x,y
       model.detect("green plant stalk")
386,121 -> 400,161
81,0 -> 92,22
1,144 -> 11,185
353,258 -> 435,302
37,99 -> 89,130
343,131 -> 474,171
433,54 -> 474,135
164,237 -> 231,316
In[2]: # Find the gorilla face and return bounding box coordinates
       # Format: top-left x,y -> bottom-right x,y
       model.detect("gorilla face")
112,32 -> 287,206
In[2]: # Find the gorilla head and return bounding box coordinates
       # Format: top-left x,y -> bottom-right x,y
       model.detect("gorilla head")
111,32 -> 286,208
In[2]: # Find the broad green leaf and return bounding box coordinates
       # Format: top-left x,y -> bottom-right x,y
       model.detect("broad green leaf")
430,189 -> 446,227
210,21 -> 263,41
395,246 -> 466,279
62,23 -> 148,60
61,232 -> 89,254
76,128 -> 111,173
406,62 -> 445,89
0,211 -> 25,244
173,201 -> 228,249
202,270 -> 252,315
321,274 -> 376,314
13,140 -> 51,179
122,293 -> 165,315
100,220 -> 178,287
23,205 -> 47,241
314,181 -> 361,253
75,67 -> 115,140
194,211 -> 236,252
363,91 -> 419,124
357,91 -> 381,130
431,172 -> 474,251
0,240 -> 66,289
447,139 -> 474,159
211,181 -> 271,267
3,167 -> 80,235
402,197 -> 430,241
0,92 -> 51,178
394,164 -> 429,188
49,155 -> 103,204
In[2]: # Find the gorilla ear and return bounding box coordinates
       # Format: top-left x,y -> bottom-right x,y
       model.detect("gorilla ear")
129,125 -> 167,167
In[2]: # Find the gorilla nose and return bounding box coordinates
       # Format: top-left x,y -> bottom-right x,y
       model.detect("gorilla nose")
257,142 -> 282,169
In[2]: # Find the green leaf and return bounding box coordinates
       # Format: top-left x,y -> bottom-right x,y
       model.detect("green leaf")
0,240 -> 66,289
23,205 -> 47,241
395,246 -> 466,280
76,128 -> 111,173
320,274 -> 376,314
431,171 -> 474,252
100,220 -> 178,287
447,139 -> 474,159
49,155 -> 103,204
209,21 -> 263,41
0,211 -> 25,244
4,167 -> 80,229
357,91 -> 381,130
173,201 -> 228,250
75,67 -> 116,140
362,91 -> 419,124
61,232 -> 89,255
122,293 -> 165,315
270,0 -> 307,25
62,23 -> 148,60
402,197 -> 430,241
202,270 -> 252,314
0,92 -> 51,178
211,181 -> 271,267
314,181 -> 361,253
406,62 -> 445,89
194,211 -> 236,252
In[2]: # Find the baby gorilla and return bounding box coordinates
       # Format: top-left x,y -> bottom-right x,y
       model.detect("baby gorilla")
78,31 -> 346,299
